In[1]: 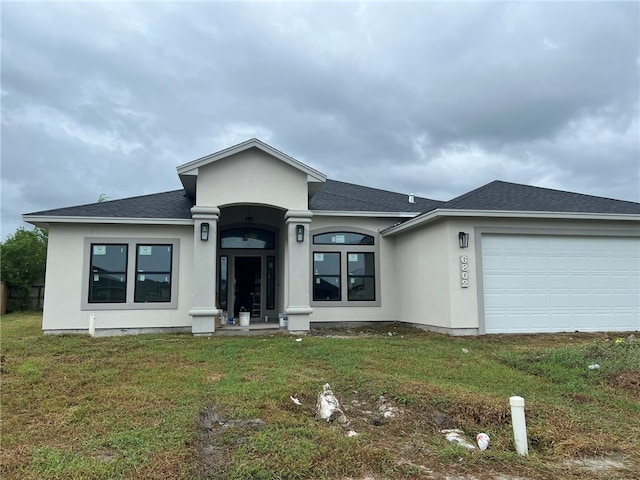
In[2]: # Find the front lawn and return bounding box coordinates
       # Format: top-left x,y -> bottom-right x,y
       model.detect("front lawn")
1,313 -> 638,479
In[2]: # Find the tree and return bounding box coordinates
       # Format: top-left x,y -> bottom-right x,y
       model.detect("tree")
1,227 -> 48,294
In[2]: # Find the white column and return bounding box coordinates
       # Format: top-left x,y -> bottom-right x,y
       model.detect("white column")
285,210 -> 313,331
189,206 -> 220,335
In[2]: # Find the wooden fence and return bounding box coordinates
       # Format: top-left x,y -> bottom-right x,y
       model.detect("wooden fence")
0,282 -> 45,313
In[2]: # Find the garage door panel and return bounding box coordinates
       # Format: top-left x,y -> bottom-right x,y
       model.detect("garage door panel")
484,293 -> 526,308
549,292 -> 571,306
525,256 -> 548,270
548,275 -> 570,288
483,235 -> 640,334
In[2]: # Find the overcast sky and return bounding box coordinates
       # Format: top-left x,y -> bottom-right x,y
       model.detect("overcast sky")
2,1 -> 639,239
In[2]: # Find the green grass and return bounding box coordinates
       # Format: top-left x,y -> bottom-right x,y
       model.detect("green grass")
1,313 -> 638,479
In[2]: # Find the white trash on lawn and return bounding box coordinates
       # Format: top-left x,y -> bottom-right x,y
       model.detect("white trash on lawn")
316,383 -> 357,437
441,429 -> 476,450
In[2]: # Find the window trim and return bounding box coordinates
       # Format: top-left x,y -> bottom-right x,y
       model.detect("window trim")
81,237 -> 180,311
310,227 -> 381,307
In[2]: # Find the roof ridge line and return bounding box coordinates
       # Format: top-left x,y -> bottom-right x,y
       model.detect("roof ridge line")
504,181 -> 640,204
443,180 -> 502,208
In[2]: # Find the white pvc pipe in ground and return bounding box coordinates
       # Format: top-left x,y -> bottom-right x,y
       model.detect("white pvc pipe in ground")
510,396 -> 529,456
89,313 -> 96,337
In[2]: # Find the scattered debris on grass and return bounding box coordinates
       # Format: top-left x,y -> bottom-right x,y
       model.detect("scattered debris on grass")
316,383 -> 357,436
441,429 -> 476,450
377,395 -> 403,419
476,432 -> 490,450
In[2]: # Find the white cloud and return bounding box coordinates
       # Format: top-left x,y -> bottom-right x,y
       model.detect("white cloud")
212,124 -> 274,152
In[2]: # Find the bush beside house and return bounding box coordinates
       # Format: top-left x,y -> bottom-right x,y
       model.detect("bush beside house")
0,227 -> 47,312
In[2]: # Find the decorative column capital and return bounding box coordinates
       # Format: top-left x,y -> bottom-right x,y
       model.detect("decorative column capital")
191,206 -> 220,220
285,210 -> 313,224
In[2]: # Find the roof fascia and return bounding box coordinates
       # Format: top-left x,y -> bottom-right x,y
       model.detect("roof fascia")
177,138 -> 327,183
312,210 -> 420,218
381,209 -> 640,237
22,215 -> 194,227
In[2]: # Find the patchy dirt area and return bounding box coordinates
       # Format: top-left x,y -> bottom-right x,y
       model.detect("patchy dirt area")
197,391 -> 637,480
197,404 -> 266,479
610,369 -> 640,396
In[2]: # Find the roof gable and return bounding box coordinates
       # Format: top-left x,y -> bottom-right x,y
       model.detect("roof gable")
177,138 -> 326,197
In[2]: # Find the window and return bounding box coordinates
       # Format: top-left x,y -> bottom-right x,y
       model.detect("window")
347,252 -> 375,301
221,228 -> 275,249
313,232 -> 374,245
82,237 -> 180,311
313,252 -> 341,301
218,256 -> 228,311
135,245 -> 172,303
311,230 -> 379,306
267,255 -> 276,310
89,244 -> 128,303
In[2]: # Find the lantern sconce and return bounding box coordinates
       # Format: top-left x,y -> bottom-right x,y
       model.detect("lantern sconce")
296,224 -> 305,243
200,223 -> 210,242
458,231 -> 469,249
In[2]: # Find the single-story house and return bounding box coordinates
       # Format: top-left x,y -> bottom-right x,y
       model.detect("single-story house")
23,138 -> 640,336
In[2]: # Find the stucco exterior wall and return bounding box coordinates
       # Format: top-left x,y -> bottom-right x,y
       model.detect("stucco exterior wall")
309,216 -> 400,323
196,149 -> 309,210
43,223 -> 194,333
393,221 -> 453,330
390,216 -> 640,334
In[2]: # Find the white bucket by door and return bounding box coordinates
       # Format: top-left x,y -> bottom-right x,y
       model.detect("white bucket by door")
278,313 -> 288,329
239,312 -> 250,327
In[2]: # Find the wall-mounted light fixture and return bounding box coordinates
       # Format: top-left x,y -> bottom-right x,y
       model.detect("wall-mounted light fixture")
458,231 -> 469,249
200,223 -> 210,241
296,224 -> 305,243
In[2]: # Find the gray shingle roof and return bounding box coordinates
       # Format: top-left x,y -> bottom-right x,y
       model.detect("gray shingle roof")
438,180 -> 640,214
24,180 -> 639,221
26,190 -> 195,219
310,179 -> 444,212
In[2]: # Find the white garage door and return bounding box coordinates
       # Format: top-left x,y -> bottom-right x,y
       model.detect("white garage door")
482,234 -> 640,334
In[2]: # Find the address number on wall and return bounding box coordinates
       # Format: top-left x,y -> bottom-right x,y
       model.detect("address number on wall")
460,255 -> 469,288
